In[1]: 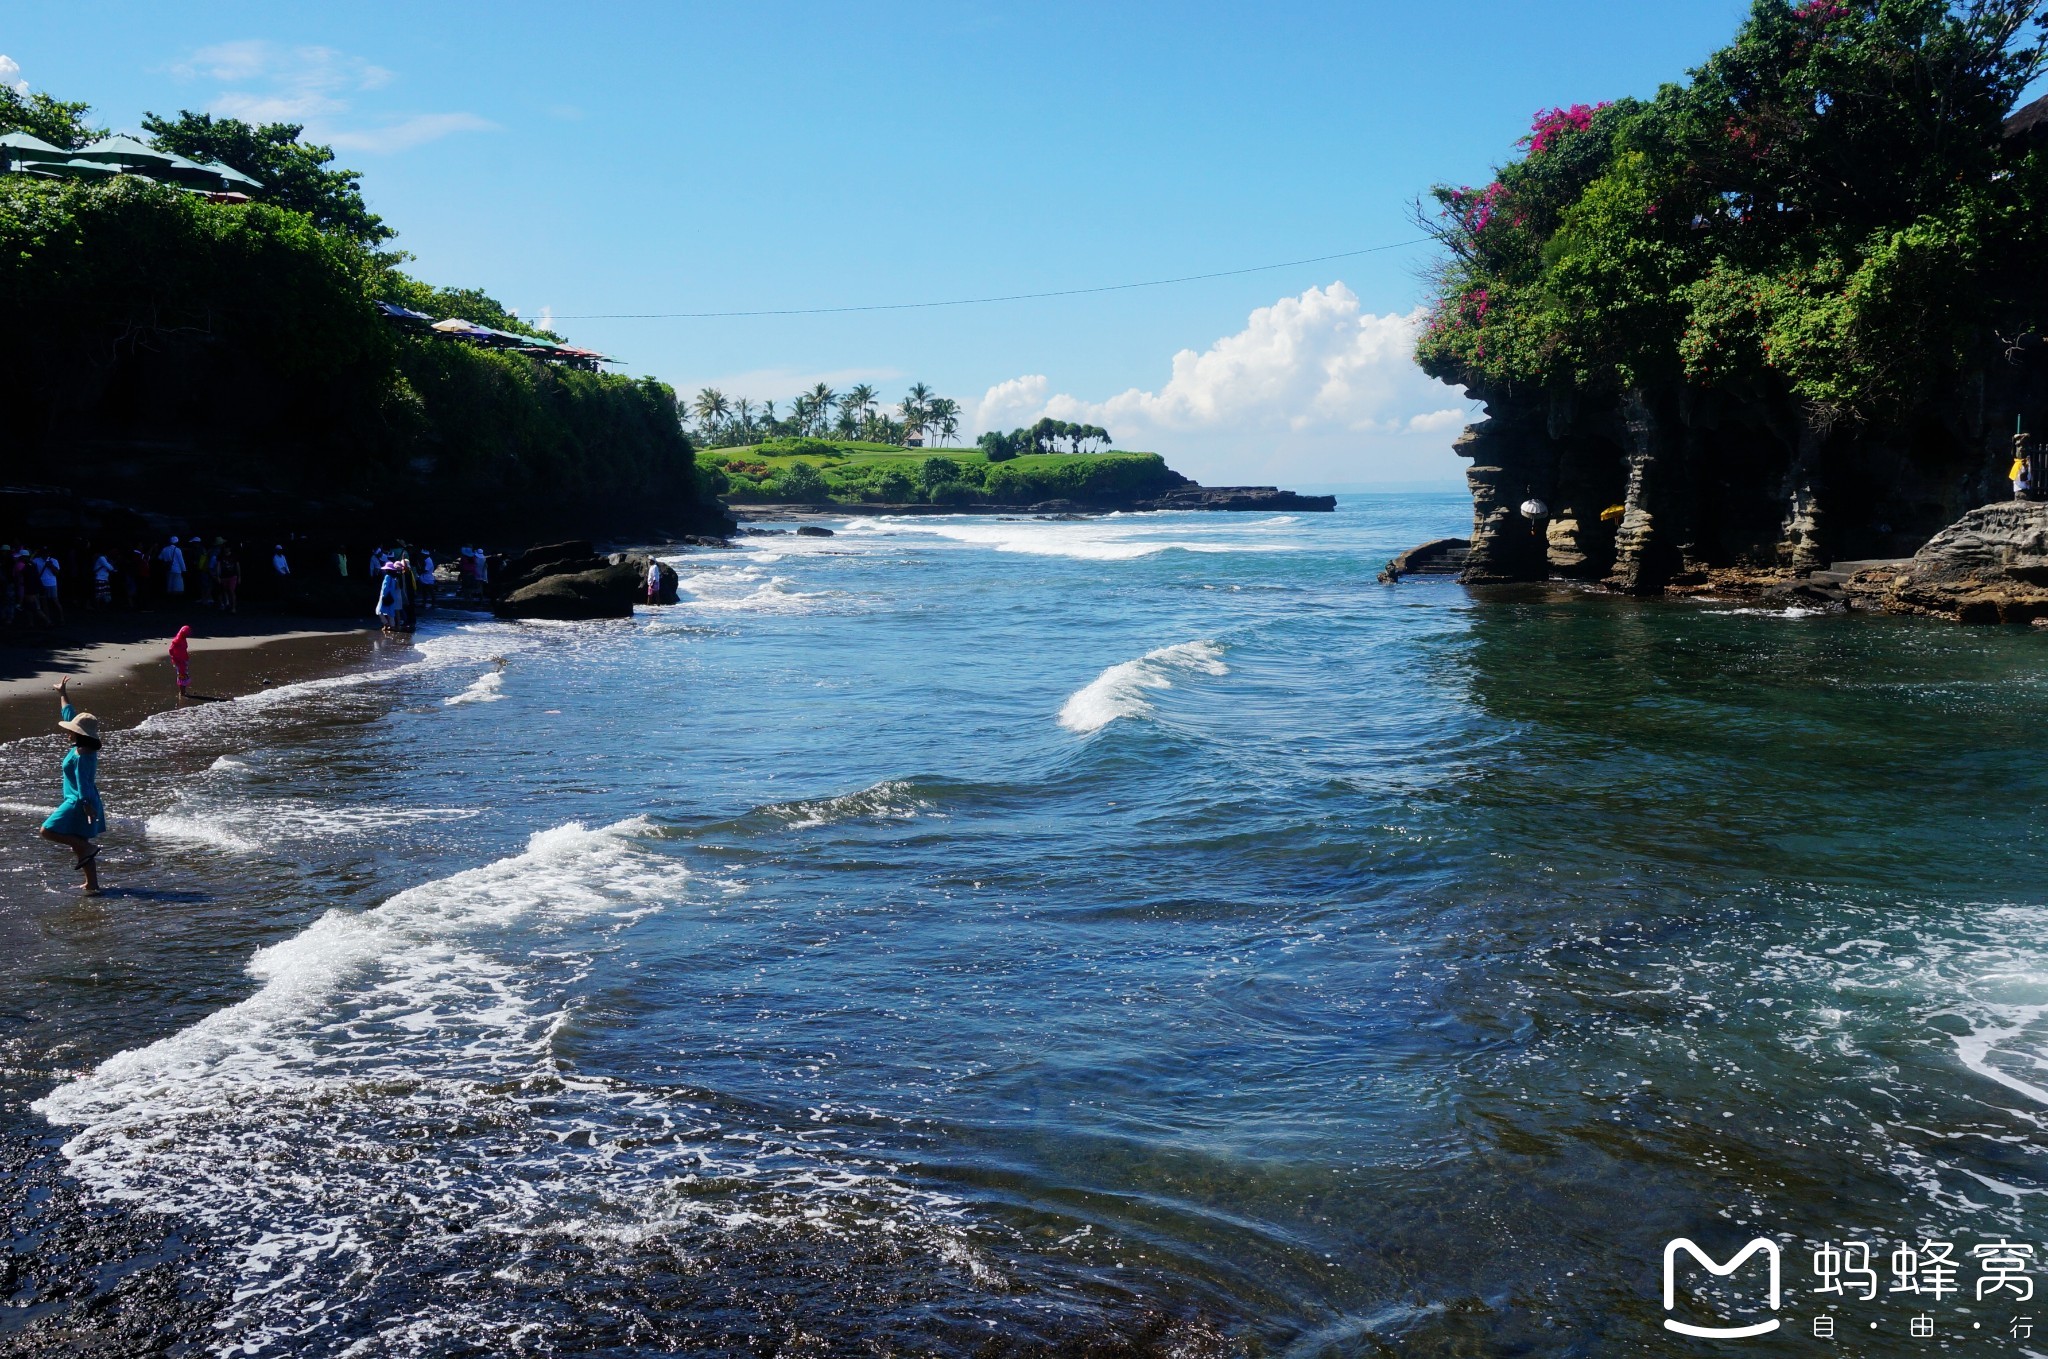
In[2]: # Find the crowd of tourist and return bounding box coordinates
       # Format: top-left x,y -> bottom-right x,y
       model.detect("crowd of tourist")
0,534 -> 505,629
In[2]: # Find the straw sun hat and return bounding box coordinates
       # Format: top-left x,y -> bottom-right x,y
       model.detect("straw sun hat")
57,711 -> 100,741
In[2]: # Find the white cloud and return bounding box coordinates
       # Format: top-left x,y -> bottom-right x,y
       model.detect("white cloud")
172,41 -> 492,154
0,54 -> 27,96
326,112 -> 498,154
1405,408 -> 1470,434
969,283 -> 1476,485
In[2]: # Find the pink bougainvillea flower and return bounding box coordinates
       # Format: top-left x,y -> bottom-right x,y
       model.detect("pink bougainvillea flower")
1528,102 -> 1612,155
1793,0 -> 1849,21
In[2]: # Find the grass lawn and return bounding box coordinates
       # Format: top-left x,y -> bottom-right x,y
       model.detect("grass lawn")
700,439 -> 1181,505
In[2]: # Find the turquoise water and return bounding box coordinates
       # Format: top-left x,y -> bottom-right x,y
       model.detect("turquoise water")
6,494 -> 2048,1355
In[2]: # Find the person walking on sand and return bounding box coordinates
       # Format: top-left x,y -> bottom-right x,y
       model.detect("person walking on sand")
39,680 -> 105,896
168,625 -> 192,702
92,551 -> 114,609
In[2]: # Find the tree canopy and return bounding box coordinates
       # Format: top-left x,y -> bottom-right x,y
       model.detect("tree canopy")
1415,0 -> 2048,425
0,86 -> 100,148
141,109 -> 392,246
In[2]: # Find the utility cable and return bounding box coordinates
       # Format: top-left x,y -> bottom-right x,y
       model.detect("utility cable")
539,237 -> 1434,320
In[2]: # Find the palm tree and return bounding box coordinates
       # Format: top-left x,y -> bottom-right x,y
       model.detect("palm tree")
834,405 -> 859,438
808,383 -> 838,437
927,396 -> 960,447
791,392 -> 817,435
693,388 -> 730,436
843,383 -> 878,429
732,397 -> 756,442
899,382 -> 934,446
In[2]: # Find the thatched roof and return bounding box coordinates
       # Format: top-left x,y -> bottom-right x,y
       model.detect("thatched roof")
2005,92 -> 2048,141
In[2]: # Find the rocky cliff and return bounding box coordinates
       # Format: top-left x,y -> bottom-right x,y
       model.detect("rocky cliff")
1451,375 -> 2030,594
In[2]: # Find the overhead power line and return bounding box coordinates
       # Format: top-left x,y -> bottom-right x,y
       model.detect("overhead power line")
538,237 -> 1435,320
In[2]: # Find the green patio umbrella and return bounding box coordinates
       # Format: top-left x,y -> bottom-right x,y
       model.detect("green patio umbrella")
49,158 -> 126,179
197,157 -> 263,190
70,133 -> 180,166
0,131 -> 68,163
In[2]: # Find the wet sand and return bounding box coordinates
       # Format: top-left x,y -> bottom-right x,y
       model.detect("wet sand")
0,613 -> 386,743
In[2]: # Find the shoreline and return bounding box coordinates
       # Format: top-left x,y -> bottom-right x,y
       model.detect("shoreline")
0,613 -> 383,744
728,490 -> 1336,519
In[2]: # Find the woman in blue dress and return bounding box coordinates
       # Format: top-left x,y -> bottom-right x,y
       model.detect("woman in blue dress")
40,679 -> 105,895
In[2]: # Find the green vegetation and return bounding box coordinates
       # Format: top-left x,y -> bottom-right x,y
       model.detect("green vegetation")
977,418 -> 1113,460
699,440 -> 1183,505
0,85 -> 99,148
0,88 -> 721,540
141,109 -> 392,246
1415,0 -> 2048,425
690,379 -> 964,448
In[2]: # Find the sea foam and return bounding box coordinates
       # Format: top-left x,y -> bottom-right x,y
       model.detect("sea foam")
443,670 -> 504,705
32,818 -> 987,1354
1057,639 -> 1228,733
842,516 -> 1299,562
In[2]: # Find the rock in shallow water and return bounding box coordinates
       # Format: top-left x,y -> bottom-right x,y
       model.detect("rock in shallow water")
1887,500 -> 2048,623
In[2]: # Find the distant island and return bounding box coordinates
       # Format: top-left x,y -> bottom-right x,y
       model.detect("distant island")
700,437 -> 1334,514
690,386 -> 1332,513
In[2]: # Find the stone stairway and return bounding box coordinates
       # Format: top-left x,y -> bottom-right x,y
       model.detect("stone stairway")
1805,557 -> 1912,586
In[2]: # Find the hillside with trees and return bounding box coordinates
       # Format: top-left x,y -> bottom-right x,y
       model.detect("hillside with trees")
0,86 -> 728,545
1416,0 -> 2048,590
698,440 -> 1186,506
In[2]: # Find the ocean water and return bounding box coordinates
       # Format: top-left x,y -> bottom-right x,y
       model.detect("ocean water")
5,494 -> 2048,1355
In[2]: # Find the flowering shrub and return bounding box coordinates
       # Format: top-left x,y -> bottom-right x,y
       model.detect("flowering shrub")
1413,0 -> 2045,419
1528,103 -> 1610,155
1793,0 -> 1850,22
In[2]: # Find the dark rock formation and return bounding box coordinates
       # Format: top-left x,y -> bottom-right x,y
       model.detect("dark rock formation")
1140,487 -> 1337,512
1379,538 -> 1471,582
1451,378 -> 2018,591
493,549 -> 678,620
1884,501 -> 2048,623
795,525 -> 834,537
494,562 -> 642,620
497,540 -> 602,595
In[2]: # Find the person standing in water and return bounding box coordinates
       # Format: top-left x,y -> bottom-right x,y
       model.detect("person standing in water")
39,679 -> 105,895
375,563 -> 404,634
168,625 -> 192,701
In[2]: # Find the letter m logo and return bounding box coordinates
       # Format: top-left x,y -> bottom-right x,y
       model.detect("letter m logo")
1663,1238 -> 1782,1338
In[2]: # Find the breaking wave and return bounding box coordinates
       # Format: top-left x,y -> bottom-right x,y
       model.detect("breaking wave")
1057,640 -> 1228,734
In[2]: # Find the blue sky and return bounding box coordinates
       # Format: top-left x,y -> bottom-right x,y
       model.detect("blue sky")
11,1 -> 1787,485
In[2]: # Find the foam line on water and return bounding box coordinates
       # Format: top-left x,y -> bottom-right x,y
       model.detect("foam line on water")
1057,639 -> 1228,733
840,516 -> 1300,562
40,818 -> 668,1130
32,817 -> 996,1353
676,563 -> 840,613
443,670 -> 504,706
760,778 -> 941,830
144,799 -> 480,854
